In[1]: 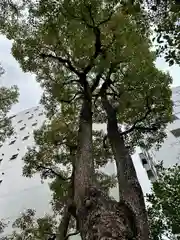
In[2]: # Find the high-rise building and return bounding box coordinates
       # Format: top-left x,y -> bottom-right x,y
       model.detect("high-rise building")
0,106 -> 52,235
140,86 -> 180,181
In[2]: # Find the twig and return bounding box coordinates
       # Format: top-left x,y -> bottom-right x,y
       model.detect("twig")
40,53 -> 80,76
58,92 -> 82,104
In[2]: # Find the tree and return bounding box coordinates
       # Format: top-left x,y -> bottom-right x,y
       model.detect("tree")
146,0 -> 180,65
147,163 -> 180,240
0,209 -> 58,240
0,64 -> 18,143
0,1 -> 173,239
0,106 -> 117,240
118,0 -> 180,65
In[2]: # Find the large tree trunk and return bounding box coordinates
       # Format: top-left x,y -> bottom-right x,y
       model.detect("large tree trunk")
73,98 -> 136,240
101,96 -> 150,240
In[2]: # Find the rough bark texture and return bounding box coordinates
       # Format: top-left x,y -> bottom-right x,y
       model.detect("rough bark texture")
73,98 -> 136,240
57,207 -> 71,240
101,97 -> 150,240
76,186 -> 137,240
74,98 -> 94,209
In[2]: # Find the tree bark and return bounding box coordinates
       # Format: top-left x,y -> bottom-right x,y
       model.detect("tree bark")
73,98 -> 136,240
101,96 -> 150,240
57,207 -> 71,240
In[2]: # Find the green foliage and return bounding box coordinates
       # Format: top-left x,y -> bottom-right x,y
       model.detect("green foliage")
0,0 -> 173,151
0,0 -> 175,238
143,0 -> 180,65
0,209 -> 58,240
22,103 -> 115,214
113,1 -> 180,65
0,65 -> 19,143
153,0 -> 180,65
147,164 -> 180,240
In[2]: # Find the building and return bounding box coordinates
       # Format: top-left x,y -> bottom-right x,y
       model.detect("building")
140,86 -> 180,181
0,106 -> 52,235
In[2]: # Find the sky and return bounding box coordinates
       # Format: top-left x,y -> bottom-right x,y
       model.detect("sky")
0,34 -> 179,195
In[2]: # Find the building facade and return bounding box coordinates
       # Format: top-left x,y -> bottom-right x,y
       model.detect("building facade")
140,86 -> 180,181
0,106 -> 52,235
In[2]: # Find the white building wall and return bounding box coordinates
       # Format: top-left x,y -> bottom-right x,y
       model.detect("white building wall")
141,86 -> 180,180
0,106 -> 52,235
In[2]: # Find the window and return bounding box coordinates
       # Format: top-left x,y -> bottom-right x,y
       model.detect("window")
22,136 -> 29,141
25,111 -> 30,114
142,158 -> 148,165
9,154 -> 18,161
32,122 -> 37,127
171,128 -> 180,138
28,115 -> 33,120
9,115 -> 16,120
172,115 -> 179,121
18,120 -> 23,123
9,140 -> 16,145
20,126 -> 25,131
147,169 -> 154,179
38,113 -> 43,116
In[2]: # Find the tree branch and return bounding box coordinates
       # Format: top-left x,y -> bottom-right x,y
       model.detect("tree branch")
65,231 -> 80,240
82,6 -> 114,75
36,164 -> 70,181
40,53 -> 81,77
58,92 -> 82,104
103,134 -> 108,149
119,98 -> 159,136
56,206 -> 71,240
91,70 -> 104,93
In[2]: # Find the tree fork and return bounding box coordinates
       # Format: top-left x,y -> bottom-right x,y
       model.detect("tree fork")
101,92 -> 150,240
73,98 -> 136,239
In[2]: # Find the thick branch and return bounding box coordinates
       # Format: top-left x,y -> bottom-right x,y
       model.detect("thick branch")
83,25 -> 102,74
82,6 -> 114,75
120,125 -> 159,136
56,206 -> 71,240
91,70 -> 104,93
58,92 -> 82,104
40,53 -> 80,76
120,98 -> 159,136
36,164 -> 70,181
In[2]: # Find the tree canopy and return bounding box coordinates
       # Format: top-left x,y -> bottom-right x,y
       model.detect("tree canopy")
0,0 -> 173,150
147,163 -> 180,240
0,0 -> 174,239
120,0 -> 180,65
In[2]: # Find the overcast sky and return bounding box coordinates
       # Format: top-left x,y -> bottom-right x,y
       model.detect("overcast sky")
0,34 -> 179,195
